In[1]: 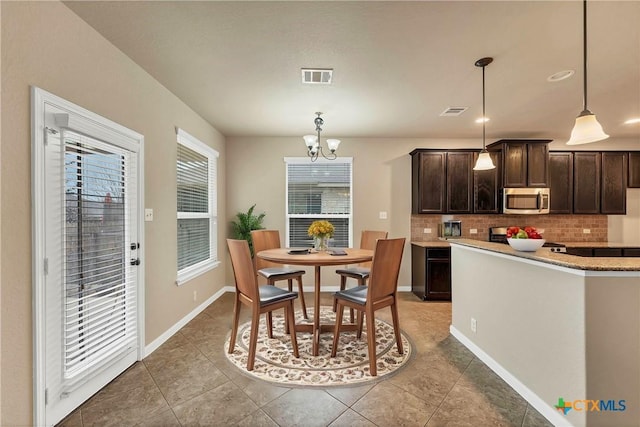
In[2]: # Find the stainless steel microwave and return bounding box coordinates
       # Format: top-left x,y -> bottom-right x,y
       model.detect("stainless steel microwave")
502,188 -> 550,214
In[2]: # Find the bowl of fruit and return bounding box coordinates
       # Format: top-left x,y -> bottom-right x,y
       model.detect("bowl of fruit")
506,226 -> 545,252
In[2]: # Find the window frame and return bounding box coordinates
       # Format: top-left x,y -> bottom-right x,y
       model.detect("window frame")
176,127 -> 220,285
284,157 -> 353,248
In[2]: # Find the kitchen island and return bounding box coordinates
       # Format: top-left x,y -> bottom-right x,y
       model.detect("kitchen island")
448,239 -> 640,427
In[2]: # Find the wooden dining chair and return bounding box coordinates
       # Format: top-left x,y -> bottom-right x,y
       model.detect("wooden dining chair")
251,230 -> 308,322
331,237 -> 405,376
227,239 -> 299,371
333,230 -> 388,321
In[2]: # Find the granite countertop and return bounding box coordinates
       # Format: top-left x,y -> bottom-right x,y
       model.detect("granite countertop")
410,240 -> 451,248
447,239 -> 640,272
562,241 -> 640,248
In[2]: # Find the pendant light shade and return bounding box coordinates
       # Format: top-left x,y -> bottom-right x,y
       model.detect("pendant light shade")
567,111 -> 609,145
473,57 -> 496,171
567,0 -> 609,145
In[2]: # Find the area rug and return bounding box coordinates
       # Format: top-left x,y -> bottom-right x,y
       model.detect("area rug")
224,307 -> 412,387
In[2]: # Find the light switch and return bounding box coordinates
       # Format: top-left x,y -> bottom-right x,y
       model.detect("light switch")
470,228 -> 478,234
145,209 -> 154,222
423,228 -> 432,234
583,229 -> 591,234
379,211 -> 388,220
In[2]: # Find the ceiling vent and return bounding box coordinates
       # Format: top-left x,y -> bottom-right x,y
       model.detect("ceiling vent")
301,68 -> 333,85
440,107 -> 469,117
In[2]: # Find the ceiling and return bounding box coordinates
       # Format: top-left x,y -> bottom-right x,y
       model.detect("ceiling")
64,1 -> 640,141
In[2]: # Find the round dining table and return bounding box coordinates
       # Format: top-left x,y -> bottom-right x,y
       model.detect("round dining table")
256,248 -> 373,356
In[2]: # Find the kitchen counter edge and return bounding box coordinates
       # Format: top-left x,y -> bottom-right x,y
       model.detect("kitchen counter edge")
447,239 -> 640,272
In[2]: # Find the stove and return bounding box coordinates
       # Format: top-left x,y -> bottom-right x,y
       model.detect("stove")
488,226 -> 566,252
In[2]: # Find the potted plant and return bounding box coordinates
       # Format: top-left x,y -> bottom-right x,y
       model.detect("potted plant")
230,204 -> 265,256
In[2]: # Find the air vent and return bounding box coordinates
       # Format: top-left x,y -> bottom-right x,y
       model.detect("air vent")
440,107 -> 469,117
301,68 -> 333,85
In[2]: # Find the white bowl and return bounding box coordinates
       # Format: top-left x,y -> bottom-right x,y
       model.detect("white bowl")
507,238 -> 545,252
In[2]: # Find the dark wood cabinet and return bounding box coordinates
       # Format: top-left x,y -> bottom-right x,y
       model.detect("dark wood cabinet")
411,245 -> 451,301
573,152 -> 601,214
487,139 -> 551,188
411,150 -> 474,214
527,143 -> 550,187
446,151 -> 474,213
600,152 -> 627,214
474,151 -> 501,213
629,152 -> 640,188
549,152 -> 573,214
411,151 -> 446,213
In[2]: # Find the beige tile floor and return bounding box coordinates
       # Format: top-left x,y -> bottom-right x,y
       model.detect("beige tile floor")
58,292 -> 553,427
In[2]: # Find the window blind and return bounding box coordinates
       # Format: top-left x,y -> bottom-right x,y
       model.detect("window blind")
176,128 -> 218,282
285,159 -> 353,248
63,131 -> 137,382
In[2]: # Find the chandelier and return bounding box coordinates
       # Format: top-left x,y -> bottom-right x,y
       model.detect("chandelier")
303,112 -> 341,162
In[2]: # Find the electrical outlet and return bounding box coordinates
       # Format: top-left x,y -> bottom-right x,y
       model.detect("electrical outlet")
538,228 -> 545,234
379,211 -> 388,220
144,208 -> 154,222
583,229 -> 591,234
470,228 -> 478,234
423,228 -> 432,234
193,291 -> 197,302
471,318 -> 477,333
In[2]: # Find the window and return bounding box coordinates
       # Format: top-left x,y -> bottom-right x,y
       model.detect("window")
285,157 -> 353,248
176,128 -> 219,285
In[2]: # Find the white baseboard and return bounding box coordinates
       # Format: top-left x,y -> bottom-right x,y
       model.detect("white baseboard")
144,286 -> 235,356
449,325 -> 572,427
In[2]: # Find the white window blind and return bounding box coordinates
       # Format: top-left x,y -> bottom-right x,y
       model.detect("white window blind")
63,130 -> 137,382
176,128 -> 219,285
285,158 -> 353,248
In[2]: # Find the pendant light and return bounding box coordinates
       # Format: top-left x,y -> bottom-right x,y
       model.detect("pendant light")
473,57 -> 496,171
567,0 -> 609,145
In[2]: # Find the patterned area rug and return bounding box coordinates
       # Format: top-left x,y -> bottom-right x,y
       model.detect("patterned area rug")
224,307 -> 412,387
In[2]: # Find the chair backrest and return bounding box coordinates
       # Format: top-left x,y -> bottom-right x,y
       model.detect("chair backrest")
227,239 -> 259,301
358,230 -> 388,268
250,229 -> 283,271
367,238 -> 406,301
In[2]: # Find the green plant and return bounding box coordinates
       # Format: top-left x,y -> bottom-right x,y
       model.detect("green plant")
230,204 -> 266,256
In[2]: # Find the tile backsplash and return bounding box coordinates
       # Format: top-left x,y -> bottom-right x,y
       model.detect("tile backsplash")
411,214 -> 608,243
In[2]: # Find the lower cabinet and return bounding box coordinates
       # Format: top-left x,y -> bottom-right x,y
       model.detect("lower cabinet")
411,245 -> 451,301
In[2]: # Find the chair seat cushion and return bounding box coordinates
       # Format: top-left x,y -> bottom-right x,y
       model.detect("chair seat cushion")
258,285 -> 298,306
335,266 -> 370,279
334,285 -> 368,306
258,267 -> 305,279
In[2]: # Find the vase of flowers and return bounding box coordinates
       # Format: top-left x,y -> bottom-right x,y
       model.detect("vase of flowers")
308,220 -> 334,252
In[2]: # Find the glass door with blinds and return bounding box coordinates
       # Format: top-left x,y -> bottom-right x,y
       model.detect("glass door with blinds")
33,88 -> 144,426
285,158 -> 353,249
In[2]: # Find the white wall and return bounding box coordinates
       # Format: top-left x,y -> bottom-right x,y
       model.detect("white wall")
1,2 -> 226,424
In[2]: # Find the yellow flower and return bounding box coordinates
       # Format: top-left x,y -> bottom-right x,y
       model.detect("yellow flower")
308,220 -> 335,238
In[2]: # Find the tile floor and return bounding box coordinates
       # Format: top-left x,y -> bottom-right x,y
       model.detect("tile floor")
58,292 -> 553,426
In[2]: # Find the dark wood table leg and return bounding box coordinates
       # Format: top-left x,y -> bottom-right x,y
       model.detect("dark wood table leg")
312,265 -> 321,356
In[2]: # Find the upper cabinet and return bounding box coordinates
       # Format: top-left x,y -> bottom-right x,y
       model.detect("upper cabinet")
600,152 -> 627,214
474,151 -> 501,214
629,152 -> 640,188
573,152 -> 601,214
549,152 -> 573,214
487,139 -> 552,188
411,150 -> 474,214
570,151 -> 627,215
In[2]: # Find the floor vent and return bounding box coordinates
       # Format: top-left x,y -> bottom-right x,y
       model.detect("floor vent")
301,68 -> 333,85
440,107 -> 468,117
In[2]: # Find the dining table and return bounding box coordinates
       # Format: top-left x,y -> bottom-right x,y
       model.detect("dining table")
256,247 -> 374,356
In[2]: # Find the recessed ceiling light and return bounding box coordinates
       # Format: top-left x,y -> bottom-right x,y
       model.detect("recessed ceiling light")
475,117 -> 490,123
624,118 -> 640,124
440,107 -> 468,117
547,70 -> 575,82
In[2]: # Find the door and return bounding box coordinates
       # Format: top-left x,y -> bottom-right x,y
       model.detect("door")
549,152 -> 573,214
573,152 -> 601,214
33,88 -> 144,426
446,151 -> 474,213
